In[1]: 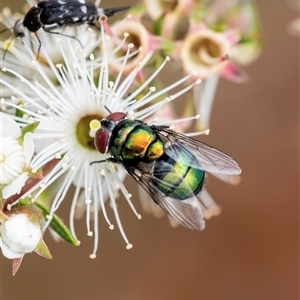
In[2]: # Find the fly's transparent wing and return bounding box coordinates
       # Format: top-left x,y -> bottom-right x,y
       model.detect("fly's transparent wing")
152,125 -> 241,175
125,164 -> 205,231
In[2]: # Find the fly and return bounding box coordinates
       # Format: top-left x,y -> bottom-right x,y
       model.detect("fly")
92,112 -> 242,231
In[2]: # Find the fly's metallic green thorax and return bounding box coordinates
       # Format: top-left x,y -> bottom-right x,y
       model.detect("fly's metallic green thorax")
109,120 -> 205,200
109,119 -> 164,162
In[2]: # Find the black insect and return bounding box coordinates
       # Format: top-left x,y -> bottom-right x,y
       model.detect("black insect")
1,0 -> 130,58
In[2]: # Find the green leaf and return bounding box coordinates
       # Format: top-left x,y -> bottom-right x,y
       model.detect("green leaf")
19,198 -> 32,206
35,202 -> 80,246
0,210 -> 9,223
35,239 -> 53,259
22,121 -> 40,135
154,15 -> 164,36
15,100 -> 25,118
18,121 -> 40,142
156,39 -> 174,54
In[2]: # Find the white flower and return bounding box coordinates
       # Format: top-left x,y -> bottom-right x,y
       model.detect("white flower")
144,0 -> 189,20
1,19 -> 198,257
105,18 -> 162,74
180,28 -> 231,79
0,113 -> 35,199
0,213 -> 42,259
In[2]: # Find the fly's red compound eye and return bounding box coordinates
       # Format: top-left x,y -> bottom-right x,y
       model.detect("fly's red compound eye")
94,128 -> 109,154
107,112 -> 127,122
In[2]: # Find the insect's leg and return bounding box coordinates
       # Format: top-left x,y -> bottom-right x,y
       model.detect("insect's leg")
2,36 -> 14,60
33,32 -> 41,60
0,28 -> 9,34
104,105 -> 111,113
90,157 -> 118,165
42,27 -> 83,48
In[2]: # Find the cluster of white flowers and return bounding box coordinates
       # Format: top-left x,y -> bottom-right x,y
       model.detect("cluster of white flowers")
0,0 -> 258,275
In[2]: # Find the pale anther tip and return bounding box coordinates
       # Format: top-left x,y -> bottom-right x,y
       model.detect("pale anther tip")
230,175 -> 241,185
89,254 -> 97,259
126,244 -> 133,250
87,231 -> 93,237
212,205 -> 222,216
85,199 -> 92,204
204,211 -> 212,220
109,225 -> 114,230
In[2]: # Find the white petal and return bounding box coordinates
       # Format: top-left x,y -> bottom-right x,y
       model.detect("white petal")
20,222 -> 42,252
0,237 -> 24,259
1,136 -> 26,184
0,113 -> 21,138
3,214 -> 28,243
23,133 -> 35,166
2,172 -> 28,199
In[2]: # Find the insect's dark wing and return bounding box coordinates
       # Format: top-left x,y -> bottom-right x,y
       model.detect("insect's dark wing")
38,0 -> 98,25
152,125 -> 242,175
125,163 -> 205,230
99,6 -> 131,18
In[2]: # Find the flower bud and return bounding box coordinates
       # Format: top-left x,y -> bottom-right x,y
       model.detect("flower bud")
0,214 -> 42,259
106,19 -> 162,74
180,29 -> 231,79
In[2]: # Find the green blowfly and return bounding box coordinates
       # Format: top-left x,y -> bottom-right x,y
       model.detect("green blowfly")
93,112 -> 241,230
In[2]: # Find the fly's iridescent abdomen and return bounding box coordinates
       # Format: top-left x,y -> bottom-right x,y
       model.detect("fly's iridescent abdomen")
152,143 -> 205,200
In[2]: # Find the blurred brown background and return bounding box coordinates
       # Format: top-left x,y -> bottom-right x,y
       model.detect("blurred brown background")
1,0 -> 299,299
